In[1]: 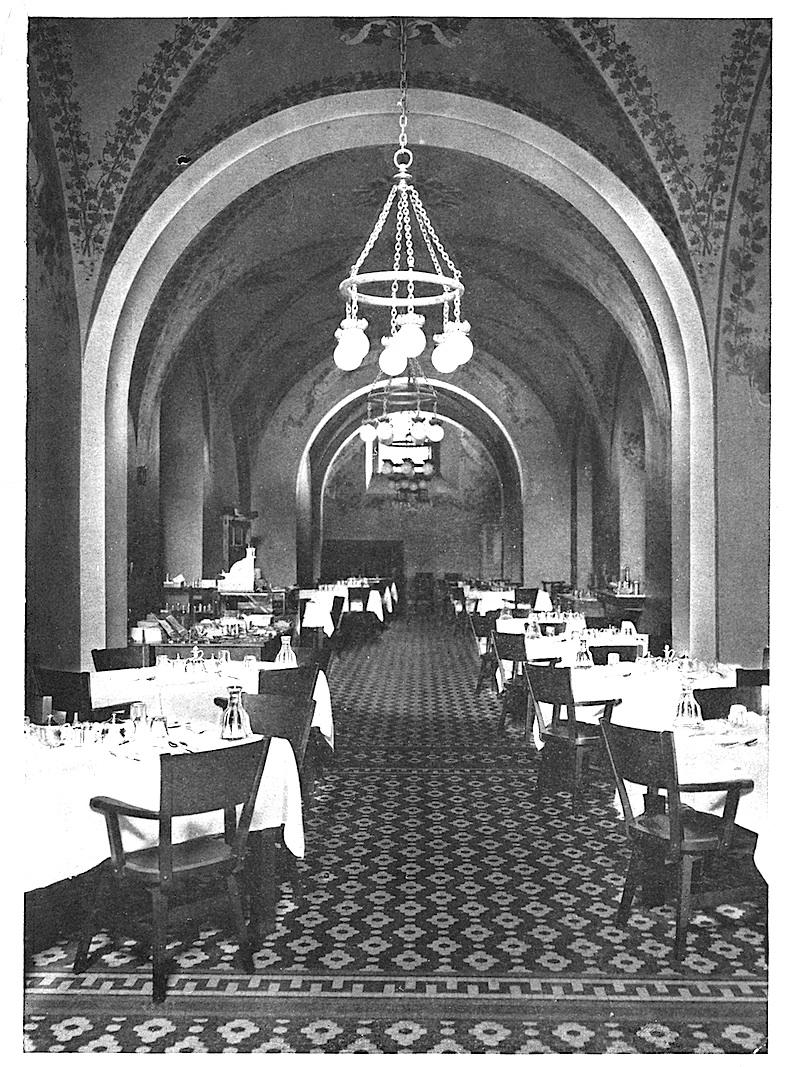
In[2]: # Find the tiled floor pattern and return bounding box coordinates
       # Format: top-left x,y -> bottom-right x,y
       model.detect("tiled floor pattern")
24,615 -> 768,1052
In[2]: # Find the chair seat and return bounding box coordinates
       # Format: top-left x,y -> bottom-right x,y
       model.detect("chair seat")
631,806 -> 758,854
543,719 -> 602,745
124,834 -> 235,880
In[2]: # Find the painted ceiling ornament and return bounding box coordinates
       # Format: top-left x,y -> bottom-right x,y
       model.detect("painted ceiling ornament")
333,17 -> 470,48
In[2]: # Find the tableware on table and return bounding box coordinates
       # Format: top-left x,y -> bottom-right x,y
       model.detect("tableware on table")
674,675 -> 703,728
149,710 -> 169,743
728,703 -> 748,729
607,652 -> 620,666
274,636 -> 297,668
574,633 -> 593,668
220,685 -> 252,740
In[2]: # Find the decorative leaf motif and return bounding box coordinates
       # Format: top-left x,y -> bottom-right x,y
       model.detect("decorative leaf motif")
30,17 -> 220,277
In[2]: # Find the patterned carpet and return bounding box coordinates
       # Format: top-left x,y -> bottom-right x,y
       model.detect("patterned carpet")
23,614 -> 768,1053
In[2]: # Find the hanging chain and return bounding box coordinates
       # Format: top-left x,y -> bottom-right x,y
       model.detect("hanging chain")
397,17 -> 408,153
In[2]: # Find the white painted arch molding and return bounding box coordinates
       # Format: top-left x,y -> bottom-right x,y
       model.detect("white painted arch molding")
82,88 -> 714,662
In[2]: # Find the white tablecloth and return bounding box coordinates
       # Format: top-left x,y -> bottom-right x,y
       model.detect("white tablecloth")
300,586 -> 386,623
527,662 -> 768,863
24,733 -> 304,890
89,665 -> 334,750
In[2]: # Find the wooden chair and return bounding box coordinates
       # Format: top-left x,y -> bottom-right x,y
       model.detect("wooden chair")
470,612 -> 499,693
515,587 -> 538,610
31,666 -> 93,723
91,646 -> 156,671
588,644 -> 642,665
258,663 -> 319,705
735,668 -> 770,715
524,664 -> 620,813
692,686 -> 741,720
599,722 -> 759,961
73,738 -> 270,1002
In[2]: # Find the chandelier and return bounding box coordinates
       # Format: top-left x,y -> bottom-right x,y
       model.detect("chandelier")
333,17 -> 472,379
358,363 -> 444,444
382,453 -> 434,506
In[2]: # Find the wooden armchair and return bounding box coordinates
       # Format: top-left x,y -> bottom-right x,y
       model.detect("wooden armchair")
524,664 -> 620,814
599,722 -> 759,961
588,644 -> 642,665
73,738 -> 270,1002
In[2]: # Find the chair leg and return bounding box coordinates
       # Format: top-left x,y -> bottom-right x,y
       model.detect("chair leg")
246,829 -> 277,943
572,747 -> 587,815
226,874 -> 255,973
73,867 -> 112,974
617,850 -> 641,926
150,887 -> 169,1003
674,855 -> 697,962
535,742 -> 554,801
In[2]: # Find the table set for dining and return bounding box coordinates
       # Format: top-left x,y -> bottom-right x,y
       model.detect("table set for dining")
24,656 -> 336,893
299,580 -> 398,633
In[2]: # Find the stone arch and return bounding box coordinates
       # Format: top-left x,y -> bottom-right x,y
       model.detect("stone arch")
81,88 -> 714,662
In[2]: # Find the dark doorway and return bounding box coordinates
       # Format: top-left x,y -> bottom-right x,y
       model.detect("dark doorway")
321,540 -> 404,585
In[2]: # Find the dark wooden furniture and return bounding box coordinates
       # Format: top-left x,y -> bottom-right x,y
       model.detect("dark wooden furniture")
469,612 -> 498,694
524,664 -> 620,813
30,666 -> 92,723
91,646 -> 156,671
493,632 -> 560,737
735,668 -> 770,715
597,592 -> 646,628
158,639 -> 278,662
73,738 -> 270,1002
588,644 -> 642,665
161,586 -> 220,626
514,587 -> 538,609
599,722 -> 759,961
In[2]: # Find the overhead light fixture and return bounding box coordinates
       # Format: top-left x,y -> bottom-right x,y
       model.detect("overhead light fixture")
333,17 -> 472,377
358,365 -> 444,445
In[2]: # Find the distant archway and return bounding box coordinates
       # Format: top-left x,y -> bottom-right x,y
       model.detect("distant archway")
81,88 -> 713,663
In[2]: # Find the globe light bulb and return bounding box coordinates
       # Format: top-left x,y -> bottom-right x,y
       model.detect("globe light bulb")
431,339 -> 460,374
359,422 -> 378,443
450,331 -> 474,365
381,459 -> 394,476
402,459 -> 414,477
378,341 -> 408,377
376,419 -> 394,442
422,460 -> 434,477
395,321 -> 427,360
410,417 -> 428,442
428,420 -> 445,442
409,480 -> 419,493
333,320 -> 369,370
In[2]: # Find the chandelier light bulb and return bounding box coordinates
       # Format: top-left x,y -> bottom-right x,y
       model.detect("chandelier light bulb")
393,313 -> 427,361
359,422 -> 378,443
409,480 -> 419,493
422,460 -> 434,478
410,417 -> 428,442
333,317 -> 369,370
431,340 -> 460,374
428,420 -> 445,442
451,332 -> 474,366
376,419 -> 394,442
379,338 -> 409,377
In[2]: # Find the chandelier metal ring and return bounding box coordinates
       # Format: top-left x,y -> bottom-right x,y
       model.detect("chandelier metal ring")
340,270 -> 464,308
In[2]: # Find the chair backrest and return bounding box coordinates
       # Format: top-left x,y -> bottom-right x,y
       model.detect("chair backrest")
736,668 -> 769,688
588,644 -> 641,665
243,692 -> 313,767
735,668 -> 769,714
348,588 -> 367,611
524,662 -> 575,707
158,738 -> 270,879
257,664 -> 319,702
91,646 -> 156,671
444,572 -> 461,583
31,666 -> 92,723
692,685 -> 739,720
330,595 -> 346,628
492,630 -> 527,664
599,722 -> 682,854
294,644 -> 332,673
469,613 -> 496,641
515,587 -> 538,608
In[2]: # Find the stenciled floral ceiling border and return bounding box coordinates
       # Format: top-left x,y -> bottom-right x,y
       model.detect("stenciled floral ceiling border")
29,16 -> 771,396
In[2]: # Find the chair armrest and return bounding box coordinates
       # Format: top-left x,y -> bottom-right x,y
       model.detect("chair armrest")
573,698 -> 621,708
90,796 -> 160,820
678,778 -> 754,793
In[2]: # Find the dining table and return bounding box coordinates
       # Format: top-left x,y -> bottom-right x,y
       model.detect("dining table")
89,660 -> 334,750
23,728 -> 304,893
299,583 -> 395,628
527,659 -> 769,875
